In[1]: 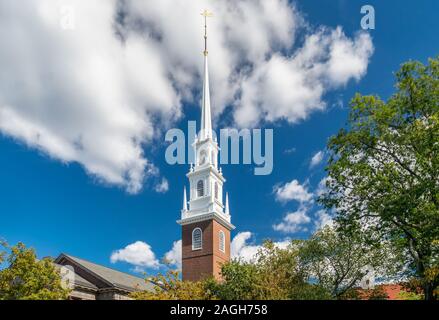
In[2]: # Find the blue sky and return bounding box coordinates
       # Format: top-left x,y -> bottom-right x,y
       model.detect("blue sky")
1,0 -> 438,275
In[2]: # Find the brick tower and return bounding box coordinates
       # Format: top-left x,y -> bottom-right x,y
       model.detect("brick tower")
177,10 -> 235,282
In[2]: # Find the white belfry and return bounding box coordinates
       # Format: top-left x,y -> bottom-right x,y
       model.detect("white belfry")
177,10 -> 234,231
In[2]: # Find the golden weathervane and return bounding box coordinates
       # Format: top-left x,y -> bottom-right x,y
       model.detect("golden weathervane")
201,9 -> 213,56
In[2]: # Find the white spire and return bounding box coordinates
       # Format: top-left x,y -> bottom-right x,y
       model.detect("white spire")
177,10 -> 234,232
200,10 -> 213,140
182,187 -> 187,211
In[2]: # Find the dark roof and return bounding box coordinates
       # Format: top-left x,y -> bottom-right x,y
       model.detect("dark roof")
54,263 -> 98,290
73,272 -> 99,290
55,253 -> 154,292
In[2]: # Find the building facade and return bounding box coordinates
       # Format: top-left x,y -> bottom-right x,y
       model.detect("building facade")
177,11 -> 235,281
55,253 -> 154,300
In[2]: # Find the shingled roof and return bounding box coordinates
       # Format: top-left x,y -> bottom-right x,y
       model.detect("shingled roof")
55,253 -> 154,293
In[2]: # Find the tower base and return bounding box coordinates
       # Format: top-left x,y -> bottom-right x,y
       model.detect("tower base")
181,219 -> 231,282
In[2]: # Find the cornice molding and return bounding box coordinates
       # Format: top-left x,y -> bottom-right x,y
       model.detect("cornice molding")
177,212 -> 235,230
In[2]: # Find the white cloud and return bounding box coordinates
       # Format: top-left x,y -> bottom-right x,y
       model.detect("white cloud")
110,241 -> 160,269
234,27 -> 373,127
325,30 -> 373,86
231,232 -> 290,262
231,232 -> 260,262
316,176 -> 330,196
310,150 -> 324,168
0,0 -> 373,193
154,178 -> 169,193
0,0 -> 178,194
314,209 -> 334,230
164,240 -> 182,269
275,179 -> 313,203
272,176 -> 334,234
273,206 -> 311,233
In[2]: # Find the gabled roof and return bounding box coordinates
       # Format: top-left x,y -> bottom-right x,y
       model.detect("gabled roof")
72,272 -> 99,290
55,253 -> 154,292
54,263 -> 98,291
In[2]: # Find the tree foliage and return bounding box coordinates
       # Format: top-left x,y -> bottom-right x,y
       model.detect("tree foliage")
128,59 -> 439,300
321,57 -> 439,300
130,270 -> 215,300
134,231 -> 397,300
206,241 -> 328,300
0,242 -> 70,300
134,241 -> 333,300
298,226 -> 398,299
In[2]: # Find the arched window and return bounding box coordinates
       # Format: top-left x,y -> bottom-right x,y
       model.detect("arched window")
214,182 -> 219,200
192,228 -> 202,250
199,150 -> 207,165
197,180 -> 204,197
219,230 -> 225,253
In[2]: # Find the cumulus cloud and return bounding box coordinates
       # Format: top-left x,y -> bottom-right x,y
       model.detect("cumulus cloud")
273,206 -> 311,233
314,209 -> 334,230
154,178 -> 169,193
316,176 -> 330,196
0,0 -> 178,193
273,176 -> 335,234
275,179 -> 313,203
234,27 -> 373,127
310,150 -> 324,168
231,232 -> 261,262
231,232 -> 290,262
164,240 -> 182,269
0,0 -> 373,193
110,241 -> 160,269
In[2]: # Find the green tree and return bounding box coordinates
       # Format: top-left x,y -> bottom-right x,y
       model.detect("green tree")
206,260 -> 262,300
135,241 -> 331,300
321,57 -> 439,300
397,289 -> 423,300
208,241 -> 331,300
0,241 -> 70,300
131,270 -> 215,300
299,226 -> 397,299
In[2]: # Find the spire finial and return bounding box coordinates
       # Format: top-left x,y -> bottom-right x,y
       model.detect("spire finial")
200,9 -> 213,141
201,9 -> 213,56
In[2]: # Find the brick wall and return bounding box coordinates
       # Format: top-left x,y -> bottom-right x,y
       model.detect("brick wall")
182,219 -> 231,281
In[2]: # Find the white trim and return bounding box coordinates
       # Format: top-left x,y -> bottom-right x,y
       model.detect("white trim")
192,227 -> 203,250
177,212 -> 235,230
187,165 -> 226,183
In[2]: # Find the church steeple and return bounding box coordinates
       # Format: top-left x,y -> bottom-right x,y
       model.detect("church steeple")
177,10 -> 235,282
200,9 -> 213,141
